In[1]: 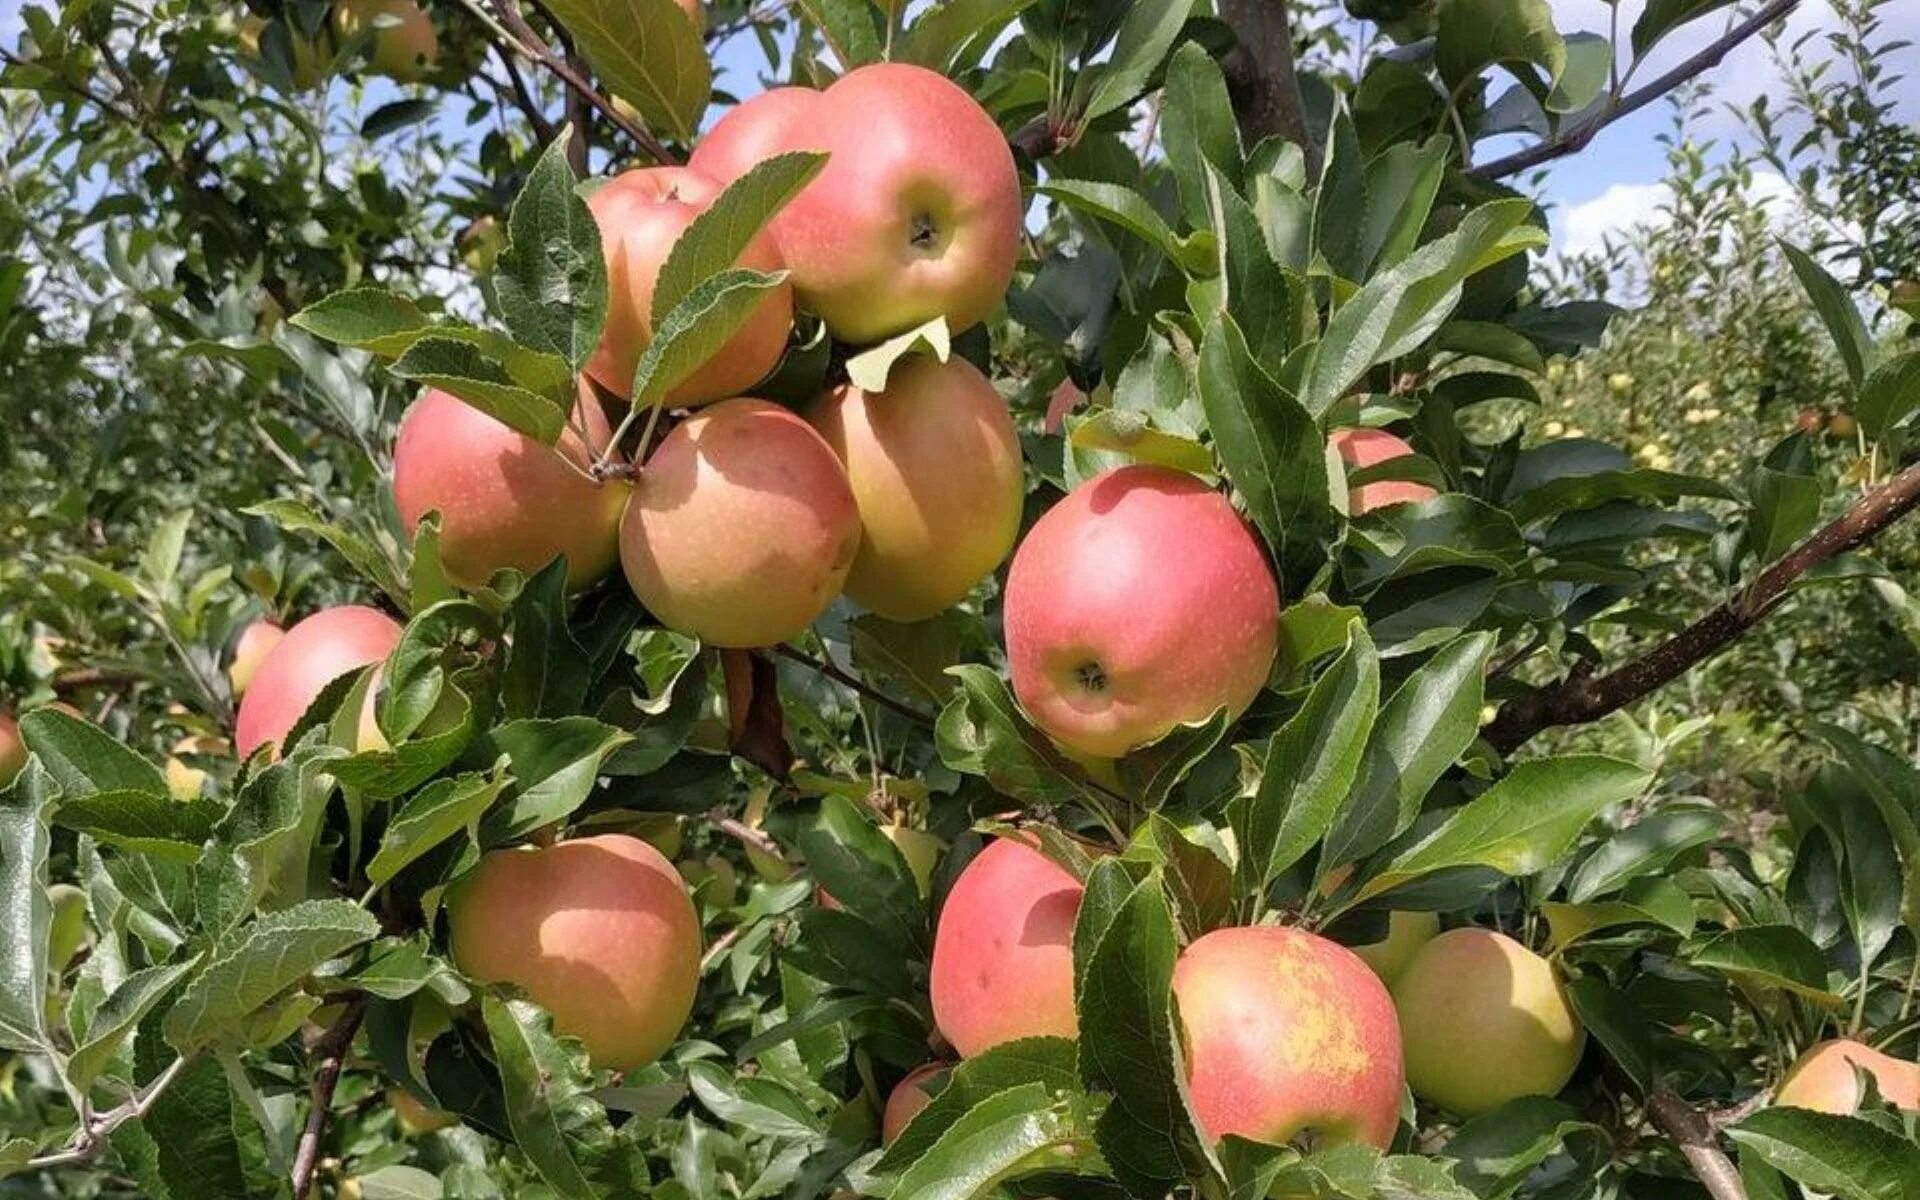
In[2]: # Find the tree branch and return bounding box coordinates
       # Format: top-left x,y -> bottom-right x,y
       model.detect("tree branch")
1473,0 -> 1800,180
475,0 -> 674,165
290,998 -> 367,1200
773,643 -> 938,728
1648,1088 -> 1748,1200
25,1055 -> 195,1172
1219,0 -> 1322,178
1487,460 -> 1920,754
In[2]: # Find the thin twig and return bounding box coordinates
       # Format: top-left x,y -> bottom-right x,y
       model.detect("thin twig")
1648,1088 -> 1748,1200
700,926 -> 743,971
708,809 -> 786,860
471,0 -> 674,164
289,998 -> 367,1200
773,644 -> 938,728
26,1055 -> 195,1171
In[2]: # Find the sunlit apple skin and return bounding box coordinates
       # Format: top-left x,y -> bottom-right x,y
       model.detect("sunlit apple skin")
1003,466 -> 1281,759
1329,428 -> 1437,514
234,606 -> 403,759
808,356 -> 1022,621
689,64 -> 1021,345
227,619 -> 286,699
619,399 -> 860,648
1392,927 -> 1585,1117
332,0 -> 436,82
929,838 -> 1081,1056
882,1063 -> 948,1144
585,166 -> 792,406
0,713 -> 25,788
447,834 -> 701,1071
1776,1039 -> 1920,1114
1173,925 -> 1404,1150
1350,911 -> 1441,986
165,734 -> 232,800
392,388 -> 630,592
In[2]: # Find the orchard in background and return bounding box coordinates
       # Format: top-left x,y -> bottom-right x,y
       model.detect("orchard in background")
1,1 -> 1919,1199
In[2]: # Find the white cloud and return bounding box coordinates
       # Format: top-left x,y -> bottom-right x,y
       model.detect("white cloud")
1555,180 -> 1672,258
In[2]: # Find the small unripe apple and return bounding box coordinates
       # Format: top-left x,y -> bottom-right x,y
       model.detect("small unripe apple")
1329,428 -> 1437,514
1349,910 -> 1440,985
228,619 -> 287,701
585,167 -> 792,407
808,356 -> 1023,621
458,216 -> 504,274
388,1087 -> 459,1135
620,399 -> 861,648
1003,465 -> 1281,758
448,835 -> 702,1070
47,883 -> 88,973
929,838 -> 1081,1056
1392,927 -> 1585,1117
882,1063 -> 947,1144
1173,925 -> 1404,1150
332,0 -> 436,82
0,713 -> 25,788
1606,372 -> 1635,396
165,734 -> 232,800
1827,412 -> 1858,438
392,388 -> 630,592
689,64 -> 1022,345
234,606 -> 403,759
1776,1039 -> 1920,1114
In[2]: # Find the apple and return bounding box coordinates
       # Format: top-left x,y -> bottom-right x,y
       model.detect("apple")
620,398 -> 861,648
808,356 -> 1023,621
1775,1039 -> 1920,1114
1828,412 -> 1859,438
1003,465 -> 1281,758
929,838 -> 1082,1056
688,64 -> 1022,345
882,1063 -> 948,1144
47,883 -> 88,974
165,734 -> 232,800
388,1088 -> 459,1135
1391,927 -> 1585,1117
239,16 -> 331,90
458,216 -> 504,274
227,619 -> 286,699
332,0 -> 436,82
1173,925 -> 1404,1150
1329,428 -> 1437,514
392,387 -> 631,592
585,166 -> 793,407
678,852 -> 740,909
448,834 -> 701,1070
234,606 -> 403,759
0,713 -> 25,788
1348,910 -> 1441,986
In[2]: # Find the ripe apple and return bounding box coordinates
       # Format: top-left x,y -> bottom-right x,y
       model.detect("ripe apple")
234,605 -> 403,759
1329,428 -> 1437,514
1173,925 -> 1404,1150
585,167 -> 792,406
227,619 -> 286,699
332,0 -> 436,82
620,398 -> 860,648
929,838 -> 1082,1056
1003,465 -> 1281,758
882,1063 -> 948,1144
1776,1039 -> 1920,1114
165,734 -> 232,800
448,834 -> 701,1070
808,356 -> 1023,621
1349,910 -> 1441,985
392,388 -> 630,592
688,64 -> 1021,345
1391,927 -> 1585,1117
0,713 -> 25,788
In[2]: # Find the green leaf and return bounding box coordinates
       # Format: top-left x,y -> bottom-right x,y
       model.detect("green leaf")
652,150 -> 827,324
1041,180 -> 1212,274
1354,756 -> 1651,903
1747,450 -> 1823,565
796,795 -> 929,955
543,0 -> 710,141
1811,726 -> 1920,929
1162,42 -> 1242,228
936,666 -> 1110,809
1081,0 -> 1193,121
494,134 -> 608,370
164,900 -> 381,1050
878,1037 -> 1081,1169
290,288 -> 430,355
1445,1098 -> 1605,1198
240,499 -> 406,606
0,778 -> 51,1052
1566,808 -> 1722,902
1804,766 -> 1902,969
367,770 -> 509,886
845,317 -> 952,394
1542,877 -> 1696,950
631,267 -> 789,407
797,0 -> 883,69
1632,0 -> 1738,56
480,718 -> 632,841
851,612 -> 975,707
685,1060 -> 825,1138
902,0 -> 1040,70
357,1165 -> 445,1200
1067,409 -> 1214,475
1857,349 -> 1920,445
22,706 -> 167,798
891,1082 -> 1105,1200
389,337 -> 569,444
1212,166 -> 1306,373
1549,32 -> 1611,114
142,510 -> 191,588
67,960 -> 199,1089
1434,0 -> 1567,95
1781,241 -> 1873,387
1688,926 -> 1842,1004
1728,1108 -> 1920,1200
481,995 -> 616,1200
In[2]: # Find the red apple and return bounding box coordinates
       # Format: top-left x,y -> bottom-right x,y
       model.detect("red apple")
227,619 -> 286,699
620,398 -> 860,648
688,63 -> 1021,345
234,605 -> 403,759
0,713 -> 23,788
882,1063 -> 947,1144
929,838 -> 1082,1056
808,356 -> 1023,621
1776,1039 -> 1920,1114
392,387 -> 630,592
1003,465 -> 1281,758
1173,925 -> 1404,1150
448,834 -> 701,1070
586,166 -> 792,407
1329,428 -> 1437,514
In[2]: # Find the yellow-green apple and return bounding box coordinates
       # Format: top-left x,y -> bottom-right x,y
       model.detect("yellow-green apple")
882,1063 -> 948,1144
239,16 -> 331,90
234,605 -> 403,758
47,883 -> 88,973
165,734 -> 232,800
678,852 -> 740,909
227,619 -> 286,698
332,0 -> 436,81
1775,1039 -> 1920,1114
585,166 -> 793,406
929,837 -> 1082,1056
1172,925 -> 1404,1150
389,1088 -> 459,1135
1329,428 -> 1436,514
688,64 -> 1021,345
1391,927 -> 1585,1116
1350,911 -> 1441,985
392,387 -> 630,592
808,355 -> 1022,621
457,216 -> 504,274
1003,465 -> 1281,758
448,834 -> 701,1070
0,713 -> 24,788
620,398 -> 860,648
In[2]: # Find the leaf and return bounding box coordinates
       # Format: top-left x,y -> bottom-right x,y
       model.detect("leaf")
142,510 -> 192,587
1549,32 -> 1611,114
481,995 -> 615,1200
367,770 -> 509,885
57,790 -> 220,861
797,0 -> 883,69
1803,767 -> 1901,970
67,960 -> 199,1090
240,499 -> 406,605
1354,756 -> 1651,903
494,134 -> 608,370
902,0 -> 1040,70
845,317 -> 952,393
543,0 -> 710,141
936,666 -> 1109,809
850,612 -> 974,707
878,1037 -> 1081,1169
0,779 -> 50,1052
1068,409 -> 1214,475
685,1061 -> 825,1138
1780,241 -> 1872,387
279,284 -> 423,348
795,795 -> 928,956
1857,349 -> 1920,444
1811,726 -> 1920,929
891,1082 -> 1105,1200
1162,42 -> 1243,228
389,337 -> 569,444
651,150 -> 827,324
1542,877 -> 1695,950
1566,808 -> 1722,902
1445,1098 -> 1605,1198
22,706 -> 167,798
1041,180 -> 1212,274
1688,926 -> 1841,1004
164,900 -> 381,1050
480,718 -> 632,841
1728,1108 -> 1920,1200
361,97 -> 437,140
1632,0 -> 1738,56
1434,0 -> 1567,95
631,267 -> 790,407
358,1165 -> 445,1200
1081,0 -> 1193,121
